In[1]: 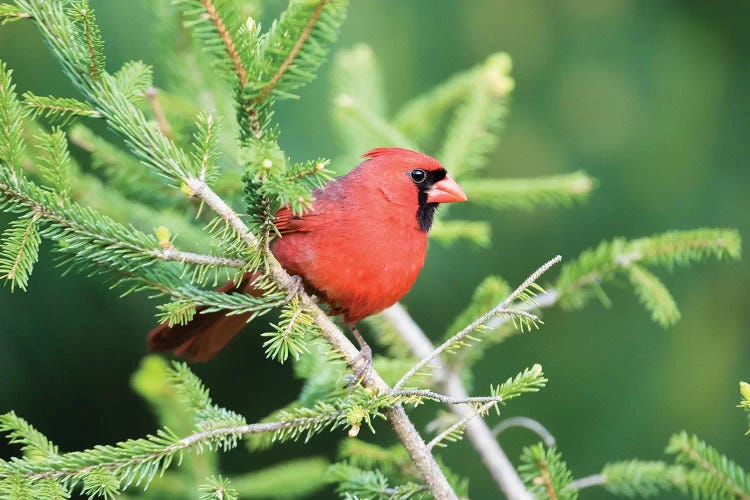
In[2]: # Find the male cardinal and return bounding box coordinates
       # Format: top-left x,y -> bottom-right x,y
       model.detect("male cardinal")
148,148 -> 467,369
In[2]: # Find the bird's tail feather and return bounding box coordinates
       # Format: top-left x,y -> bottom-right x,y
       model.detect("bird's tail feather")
147,272 -> 261,362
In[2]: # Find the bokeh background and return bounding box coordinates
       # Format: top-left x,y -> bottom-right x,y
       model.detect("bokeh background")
1,1 -> 749,498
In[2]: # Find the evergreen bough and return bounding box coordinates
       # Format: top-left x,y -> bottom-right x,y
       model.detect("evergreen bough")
0,0 -> 742,498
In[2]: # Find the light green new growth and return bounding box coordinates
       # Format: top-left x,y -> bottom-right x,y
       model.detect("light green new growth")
740,381 -> 750,435
262,297 -> 321,363
199,475 -> 238,500
519,444 -> 577,500
627,264 -> 680,327
0,3 -> 30,24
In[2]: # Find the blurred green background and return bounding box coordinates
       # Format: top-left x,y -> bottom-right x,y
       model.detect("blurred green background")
1,1 -> 748,498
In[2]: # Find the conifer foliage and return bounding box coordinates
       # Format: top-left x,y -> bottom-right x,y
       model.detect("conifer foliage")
0,0 -> 743,498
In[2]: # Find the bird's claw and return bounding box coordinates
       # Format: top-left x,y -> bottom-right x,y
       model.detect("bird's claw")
284,275 -> 304,303
346,344 -> 373,388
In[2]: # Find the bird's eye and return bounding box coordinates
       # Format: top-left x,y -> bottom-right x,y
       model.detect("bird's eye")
409,169 -> 426,184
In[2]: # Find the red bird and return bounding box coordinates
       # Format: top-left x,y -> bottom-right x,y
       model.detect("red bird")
148,148 -> 467,365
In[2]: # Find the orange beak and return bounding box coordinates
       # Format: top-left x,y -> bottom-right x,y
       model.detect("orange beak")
427,175 -> 467,204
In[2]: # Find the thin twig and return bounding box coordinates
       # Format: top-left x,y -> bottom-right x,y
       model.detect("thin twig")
492,416 -> 556,447
568,474 -> 606,490
187,177 -> 458,499
393,256 -> 560,392
144,87 -> 173,140
426,400 -> 497,451
394,389 -> 503,406
156,247 -> 248,269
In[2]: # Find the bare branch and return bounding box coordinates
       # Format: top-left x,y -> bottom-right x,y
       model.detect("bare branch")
394,389 -> 504,406
155,247 -> 248,268
568,474 -> 606,491
492,416 -> 556,447
427,400 -> 497,451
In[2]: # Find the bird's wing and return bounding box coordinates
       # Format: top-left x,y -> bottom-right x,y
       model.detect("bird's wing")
273,206 -> 325,234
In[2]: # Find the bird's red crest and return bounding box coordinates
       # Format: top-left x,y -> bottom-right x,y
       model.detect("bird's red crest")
362,147 -> 444,171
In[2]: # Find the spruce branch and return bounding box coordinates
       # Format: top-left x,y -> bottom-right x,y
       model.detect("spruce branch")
0,60 -> 26,180
173,0 -> 248,88
242,0 -> 347,137
393,255 -> 560,392
557,229 -> 741,311
69,1 -> 105,81
0,417 -> 323,491
438,53 -> 514,179
23,93 -> 101,125
429,219 -> 491,248
113,60 -> 154,102
381,302 -> 536,499
0,4 -> 31,24
627,263 -> 680,327
35,127 -> 72,203
0,212 -> 40,291
667,432 -> 750,499
253,0 -> 326,105
460,172 -> 595,211
201,0 -> 247,86
199,475 -> 238,500
519,444 -> 577,500
590,460 -> 690,497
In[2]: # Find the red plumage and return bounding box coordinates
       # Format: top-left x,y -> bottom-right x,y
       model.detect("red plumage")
148,148 -> 466,361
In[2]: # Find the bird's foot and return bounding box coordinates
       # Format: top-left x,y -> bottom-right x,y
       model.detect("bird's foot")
346,343 -> 373,388
284,274 -> 304,303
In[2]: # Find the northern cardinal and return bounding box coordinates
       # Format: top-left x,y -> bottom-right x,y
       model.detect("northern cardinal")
148,148 -> 467,368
